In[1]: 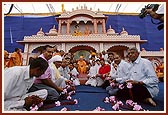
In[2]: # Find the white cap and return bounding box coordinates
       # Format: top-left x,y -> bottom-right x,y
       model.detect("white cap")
49,55 -> 62,63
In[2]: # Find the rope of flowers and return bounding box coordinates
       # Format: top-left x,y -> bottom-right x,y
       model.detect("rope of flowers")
30,84 -> 77,111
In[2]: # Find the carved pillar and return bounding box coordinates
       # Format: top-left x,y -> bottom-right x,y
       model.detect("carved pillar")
102,19 -> 106,34
93,19 -> 98,34
23,44 -> 29,65
66,20 -> 70,34
62,43 -> 66,51
135,43 -> 140,51
58,20 -> 62,35
99,43 -> 104,52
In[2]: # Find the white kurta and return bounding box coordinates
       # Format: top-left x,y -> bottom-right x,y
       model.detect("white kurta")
58,66 -> 71,80
69,68 -> 80,86
49,63 -> 66,88
85,65 -> 98,87
4,66 -> 48,111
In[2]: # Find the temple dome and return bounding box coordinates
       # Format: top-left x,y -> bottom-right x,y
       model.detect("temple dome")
120,27 -> 128,36
107,25 -> 118,35
36,27 -> 45,36
46,25 -> 58,36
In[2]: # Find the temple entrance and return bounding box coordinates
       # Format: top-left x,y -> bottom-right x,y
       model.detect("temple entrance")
69,45 -> 96,61
107,46 -> 129,59
69,45 -> 96,84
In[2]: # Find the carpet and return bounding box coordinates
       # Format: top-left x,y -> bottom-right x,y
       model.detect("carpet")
41,82 -> 164,111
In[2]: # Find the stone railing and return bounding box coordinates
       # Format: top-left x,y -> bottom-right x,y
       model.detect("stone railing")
140,50 -> 164,57
60,7 -> 105,18
23,34 -> 144,42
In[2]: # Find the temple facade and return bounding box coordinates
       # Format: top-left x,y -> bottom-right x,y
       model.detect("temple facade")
17,6 -> 164,75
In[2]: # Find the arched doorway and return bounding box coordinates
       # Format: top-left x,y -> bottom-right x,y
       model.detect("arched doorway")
69,45 -> 96,60
107,45 -> 129,59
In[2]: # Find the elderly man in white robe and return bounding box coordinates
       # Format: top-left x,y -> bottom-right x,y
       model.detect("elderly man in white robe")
49,55 -> 67,88
4,57 -> 48,111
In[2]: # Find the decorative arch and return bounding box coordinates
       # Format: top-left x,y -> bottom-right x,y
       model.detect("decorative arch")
69,45 -> 96,53
107,45 -> 129,58
69,45 -> 96,60
70,14 -> 94,20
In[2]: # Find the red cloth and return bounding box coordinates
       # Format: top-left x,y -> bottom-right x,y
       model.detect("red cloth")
98,64 -> 111,80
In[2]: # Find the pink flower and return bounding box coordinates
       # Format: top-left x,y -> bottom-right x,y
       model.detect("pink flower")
109,96 -> 116,102
30,105 -> 39,111
133,104 -> 143,111
126,100 -> 134,107
37,102 -> 43,108
62,89 -> 67,94
55,101 -> 61,106
93,107 -> 105,111
112,103 -> 120,111
67,95 -> 72,100
117,101 -> 123,106
60,107 -> 68,111
104,97 -> 110,103
118,84 -> 124,89
127,82 -> 133,88
68,90 -> 75,95
74,99 -> 78,104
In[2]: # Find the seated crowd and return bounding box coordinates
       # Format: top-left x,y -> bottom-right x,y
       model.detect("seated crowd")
4,45 -> 160,111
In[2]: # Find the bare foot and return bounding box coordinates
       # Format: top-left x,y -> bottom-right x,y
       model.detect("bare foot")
144,98 -> 157,106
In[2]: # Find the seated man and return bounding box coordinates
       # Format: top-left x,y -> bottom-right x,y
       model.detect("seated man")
106,53 -> 131,95
96,58 -> 111,87
85,60 -> 98,87
58,59 -> 71,80
77,56 -> 87,74
49,55 -> 67,88
117,47 -> 159,106
4,57 -> 48,111
69,63 -> 80,86
28,45 -> 63,103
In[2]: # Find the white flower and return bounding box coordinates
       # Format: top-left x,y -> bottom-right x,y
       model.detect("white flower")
55,101 -> 61,106
74,99 -> 78,104
60,107 -> 68,111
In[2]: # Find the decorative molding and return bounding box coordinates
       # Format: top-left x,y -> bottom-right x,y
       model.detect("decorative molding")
21,34 -> 145,43
59,8 -> 105,18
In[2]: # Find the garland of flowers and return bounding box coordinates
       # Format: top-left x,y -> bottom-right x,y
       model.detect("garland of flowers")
103,82 -> 148,111
33,84 -> 77,111
30,83 -> 148,111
